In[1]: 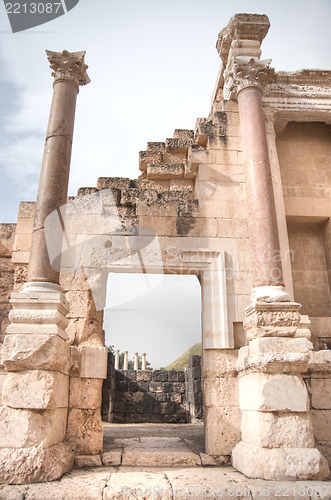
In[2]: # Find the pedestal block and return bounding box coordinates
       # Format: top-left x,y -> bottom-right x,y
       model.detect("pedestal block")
0,284 -> 73,484
233,301 -> 330,481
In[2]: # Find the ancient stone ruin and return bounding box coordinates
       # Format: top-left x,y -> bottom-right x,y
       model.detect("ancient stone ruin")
1,13 -> 331,483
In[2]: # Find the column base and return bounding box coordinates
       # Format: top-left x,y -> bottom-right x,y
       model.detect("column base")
232,441 -> 330,481
0,441 -> 74,484
251,285 -> 290,303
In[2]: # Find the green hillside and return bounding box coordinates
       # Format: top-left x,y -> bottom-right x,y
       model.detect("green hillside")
165,343 -> 202,370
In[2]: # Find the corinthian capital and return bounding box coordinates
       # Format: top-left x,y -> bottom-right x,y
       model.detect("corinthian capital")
224,57 -> 274,100
46,49 -> 91,87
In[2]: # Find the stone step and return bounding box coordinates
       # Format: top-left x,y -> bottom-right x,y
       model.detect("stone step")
173,129 -> 194,140
139,150 -> 163,172
194,117 -> 214,147
147,162 -> 185,180
147,142 -> 166,152
165,137 -> 195,154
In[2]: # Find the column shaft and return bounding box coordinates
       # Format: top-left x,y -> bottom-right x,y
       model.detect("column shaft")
238,86 -> 283,289
142,353 -> 146,370
124,351 -> 128,370
28,80 -> 78,284
114,350 -> 120,370
134,353 -> 139,371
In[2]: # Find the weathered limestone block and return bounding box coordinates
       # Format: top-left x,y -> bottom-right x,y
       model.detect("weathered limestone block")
166,137 -> 194,153
237,337 -> 312,373
70,346 -> 81,377
173,129 -> 194,140
66,290 -> 94,319
239,373 -> 309,412
69,378 -> 102,409
309,378 -> 331,410
203,349 -> 238,378
102,450 -> 122,466
308,350 -> 331,373
75,454 -> 102,467
0,369 -> 7,402
241,411 -> 314,448
66,408 -> 103,455
244,302 -> 301,340
147,163 -> 184,180
76,186 -> 99,197
79,345 -> 107,379
67,314 -> 104,346
3,371 -> 69,409
0,441 -> 74,484
311,410 -> 331,442
60,271 -> 92,292
232,441 -> 329,481
0,406 -> 67,448
2,334 -> 70,374
317,441 -> 331,468
96,176 -> 131,191
204,406 -> 241,455
204,377 -> 238,408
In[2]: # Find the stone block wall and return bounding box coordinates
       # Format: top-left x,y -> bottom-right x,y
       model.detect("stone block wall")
185,355 -> 203,421
113,369 -> 187,423
102,352 -> 115,423
102,356 -> 204,424
0,224 -> 16,343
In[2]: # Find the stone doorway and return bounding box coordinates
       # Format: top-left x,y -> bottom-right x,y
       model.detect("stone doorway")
100,272 -> 204,460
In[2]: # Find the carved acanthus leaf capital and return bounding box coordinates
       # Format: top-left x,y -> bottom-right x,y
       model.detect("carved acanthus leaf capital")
224,57 -> 274,100
46,49 -> 91,87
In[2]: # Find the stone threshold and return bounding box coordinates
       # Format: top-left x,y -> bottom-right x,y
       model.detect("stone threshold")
76,436 -> 229,468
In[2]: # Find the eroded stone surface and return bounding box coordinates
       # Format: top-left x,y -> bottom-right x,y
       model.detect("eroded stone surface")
3,371 -> 69,409
241,411 -> 314,448
239,373 -> 309,412
67,408 -> 103,455
2,334 -> 70,374
0,406 -> 67,448
0,442 -> 74,484
232,441 -> 330,481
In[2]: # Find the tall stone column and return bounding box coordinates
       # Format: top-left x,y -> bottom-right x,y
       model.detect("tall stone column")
134,352 -> 139,371
226,57 -> 329,481
114,349 -> 120,370
0,50 -> 91,485
142,353 -> 146,370
230,57 -> 288,302
28,49 -> 90,285
124,351 -> 128,370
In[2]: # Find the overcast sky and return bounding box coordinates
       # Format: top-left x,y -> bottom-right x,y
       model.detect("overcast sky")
0,0 -> 330,367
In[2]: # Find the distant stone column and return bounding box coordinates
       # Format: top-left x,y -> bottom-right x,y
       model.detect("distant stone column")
114,350 -> 120,370
134,352 -> 139,371
124,351 -> 128,370
27,50 -> 90,285
142,353 -> 147,370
